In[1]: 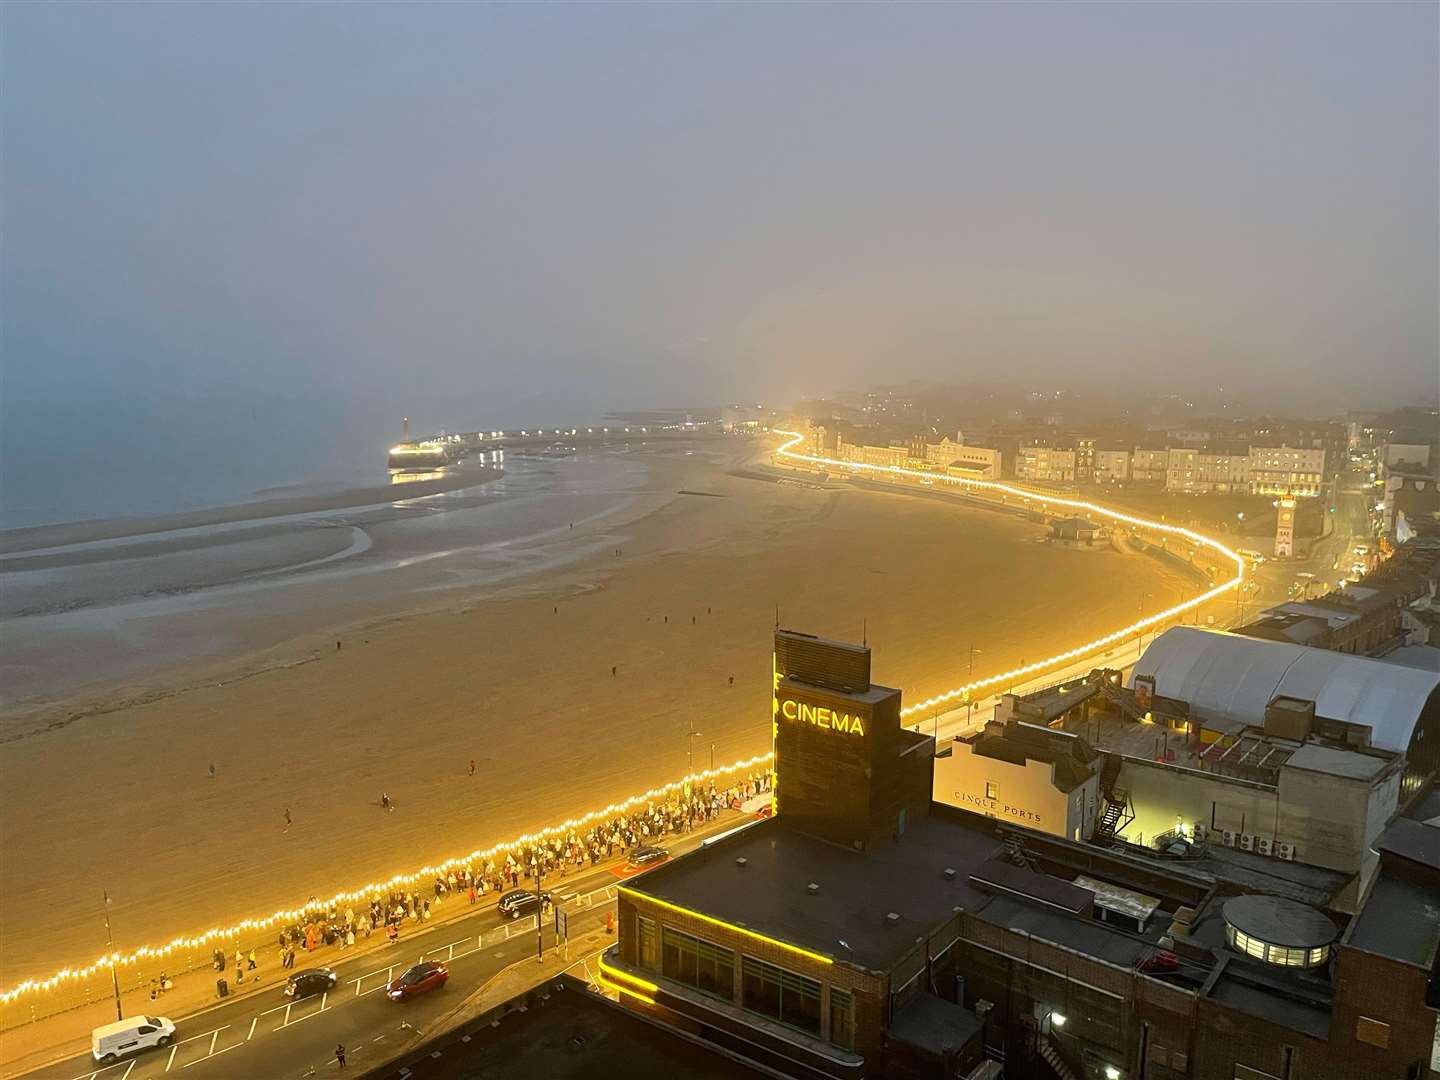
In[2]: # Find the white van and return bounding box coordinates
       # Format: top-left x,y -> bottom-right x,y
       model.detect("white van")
91,1015 -> 176,1064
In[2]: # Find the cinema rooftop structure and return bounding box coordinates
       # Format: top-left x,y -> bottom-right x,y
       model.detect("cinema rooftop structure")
599,631 -> 1440,1080
1133,626 -> 1440,802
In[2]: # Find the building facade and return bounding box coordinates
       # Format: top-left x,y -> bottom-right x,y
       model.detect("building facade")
1249,445 -> 1326,497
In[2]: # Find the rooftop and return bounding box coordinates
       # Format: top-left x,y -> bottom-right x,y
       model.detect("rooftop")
627,810 -> 996,970
886,992 -> 983,1057
1222,895 -> 1338,950
361,975 -> 773,1080
1346,871 -> 1440,969
1283,743 -> 1394,782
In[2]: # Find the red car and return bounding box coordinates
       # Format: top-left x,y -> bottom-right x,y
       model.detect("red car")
386,962 -> 448,1001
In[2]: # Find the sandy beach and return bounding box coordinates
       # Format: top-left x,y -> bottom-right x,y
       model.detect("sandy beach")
0,439 -> 1193,987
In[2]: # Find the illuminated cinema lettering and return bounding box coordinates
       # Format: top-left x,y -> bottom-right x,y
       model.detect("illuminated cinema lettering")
779,697 -> 866,736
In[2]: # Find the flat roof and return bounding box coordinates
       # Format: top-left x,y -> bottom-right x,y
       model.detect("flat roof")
1073,875 -> 1162,922
1374,818 -> 1440,874
625,811 -> 998,971
364,975 -> 773,1080
1347,871 -> 1440,969
1222,895 -> 1337,950
1208,970 -> 1332,1039
1283,743 -> 1392,782
887,992 -> 982,1057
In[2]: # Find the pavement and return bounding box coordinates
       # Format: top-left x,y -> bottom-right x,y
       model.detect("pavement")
0,814 -> 748,1080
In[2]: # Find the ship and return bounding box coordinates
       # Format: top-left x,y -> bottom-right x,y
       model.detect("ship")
387,439 -> 457,470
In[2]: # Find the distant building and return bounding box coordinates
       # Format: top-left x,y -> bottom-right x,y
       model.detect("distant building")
1017,443 -> 1077,484
1093,446 -> 1131,483
1130,445 -> 1170,483
843,443 -> 910,469
1165,445 -> 1251,494
947,443 -> 1001,481
1249,445 -> 1326,497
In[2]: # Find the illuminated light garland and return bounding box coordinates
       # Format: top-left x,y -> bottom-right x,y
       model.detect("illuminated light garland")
2,432 -> 1243,1006
618,886 -> 835,965
768,429 -> 1245,717
0,755 -> 773,1005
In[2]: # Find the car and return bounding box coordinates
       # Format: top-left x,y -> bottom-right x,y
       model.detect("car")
386,962 -> 448,1001
626,845 -> 670,869
497,888 -> 551,920
284,967 -> 338,999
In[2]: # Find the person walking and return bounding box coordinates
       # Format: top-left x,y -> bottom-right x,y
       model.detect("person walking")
468,759 -> 476,777
283,808 -> 292,832
247,949 -> 257,971
335,1044 -> 347,1069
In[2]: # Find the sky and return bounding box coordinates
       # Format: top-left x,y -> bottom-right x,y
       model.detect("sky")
3,1 -> 1437,437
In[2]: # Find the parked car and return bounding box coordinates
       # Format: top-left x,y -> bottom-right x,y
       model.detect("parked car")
92,1016 -> 175,1064
626,845 -> 670,869
386,962 -> 449,1001
284,967 -> 338,999
497,889 -> 550,920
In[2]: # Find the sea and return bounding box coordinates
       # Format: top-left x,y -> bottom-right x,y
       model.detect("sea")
0,388 -> 591,530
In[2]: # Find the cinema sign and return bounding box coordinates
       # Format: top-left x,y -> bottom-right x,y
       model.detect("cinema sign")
778,697 -> 867,737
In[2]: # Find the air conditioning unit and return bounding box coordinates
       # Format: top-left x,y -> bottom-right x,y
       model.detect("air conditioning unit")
1256,838 -> 1273,856
1274,842 -> 1295,861
1222,830 -> 1236,848
1238,834 -> 1255,852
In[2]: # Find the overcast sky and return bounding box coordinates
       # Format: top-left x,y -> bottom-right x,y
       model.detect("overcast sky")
3,2 -> 1436,426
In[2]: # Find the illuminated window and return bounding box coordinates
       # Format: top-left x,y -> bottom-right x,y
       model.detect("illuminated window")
985,781 -> 998,800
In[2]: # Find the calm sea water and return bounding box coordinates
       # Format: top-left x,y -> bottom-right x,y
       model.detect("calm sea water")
0,390 -> 596,529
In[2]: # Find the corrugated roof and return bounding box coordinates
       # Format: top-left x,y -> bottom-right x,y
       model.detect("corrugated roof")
1131,627 -> 1440,754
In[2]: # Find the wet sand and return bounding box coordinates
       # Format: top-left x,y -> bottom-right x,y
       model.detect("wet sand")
0,446 -> 1192,986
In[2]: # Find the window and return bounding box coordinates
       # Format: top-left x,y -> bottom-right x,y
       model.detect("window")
638,916 -> 657,971
829,988 -> 855,1050
661,927 -> 734,1000
985,781 -> 998,800
742,955 -> 823,1036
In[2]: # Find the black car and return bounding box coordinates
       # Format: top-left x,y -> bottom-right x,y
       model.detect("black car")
284,967 -> 338,999
626,845 -> 670,869
497,889 -> 551,920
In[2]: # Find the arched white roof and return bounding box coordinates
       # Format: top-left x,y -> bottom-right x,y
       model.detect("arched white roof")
1131,627 -> 1440,753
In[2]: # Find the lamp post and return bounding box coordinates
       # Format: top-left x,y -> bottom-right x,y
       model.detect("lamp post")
967,646 -> 982,729
687,721 -> 704,776
102,891 -> 122,1021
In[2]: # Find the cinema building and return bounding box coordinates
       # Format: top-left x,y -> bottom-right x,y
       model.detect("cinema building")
599,631 -> 1440,1080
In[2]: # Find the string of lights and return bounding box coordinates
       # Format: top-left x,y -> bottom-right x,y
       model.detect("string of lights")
1,431 -> 1243,1006
0,755 -> 773,1005
768,429 -> 1245,716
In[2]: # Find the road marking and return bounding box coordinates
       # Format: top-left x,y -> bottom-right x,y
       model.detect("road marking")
208,1031 -> 219,1057
247,1017 -> 257,1041
181,1044 -> 240,1069
120,1064 -> 136,1080
165,1044 -> 178,1072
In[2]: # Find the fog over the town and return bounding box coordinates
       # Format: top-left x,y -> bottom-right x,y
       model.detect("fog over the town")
3,2 -> 1436,447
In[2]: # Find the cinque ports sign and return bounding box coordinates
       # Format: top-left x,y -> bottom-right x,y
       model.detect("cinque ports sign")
779,698 -> 866,736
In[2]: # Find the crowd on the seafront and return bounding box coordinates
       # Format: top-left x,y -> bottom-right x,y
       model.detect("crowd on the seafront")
189,772 -> 771,994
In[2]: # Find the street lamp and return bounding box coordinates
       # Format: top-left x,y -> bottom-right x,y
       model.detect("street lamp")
967,646 -> 982,729
687,721 -> 704,776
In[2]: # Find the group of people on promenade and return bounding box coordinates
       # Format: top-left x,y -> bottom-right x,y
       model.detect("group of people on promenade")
210,771 -> 771,993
